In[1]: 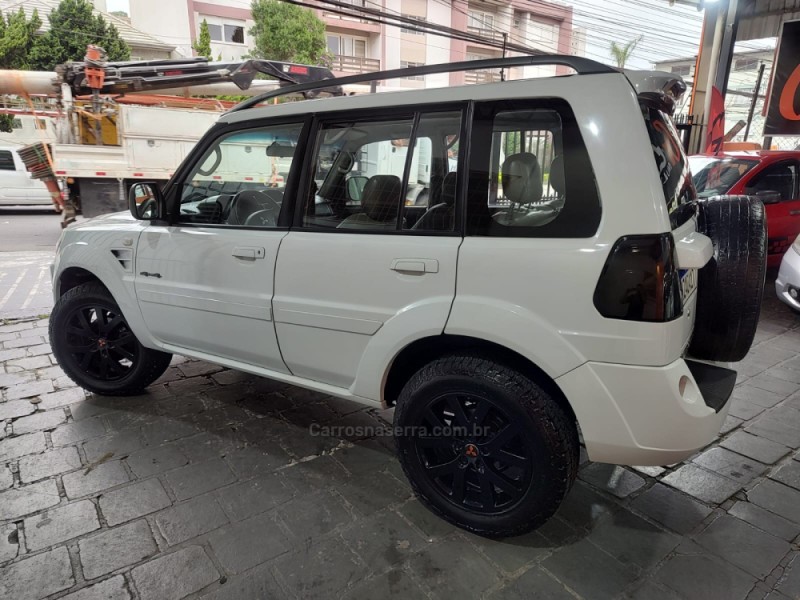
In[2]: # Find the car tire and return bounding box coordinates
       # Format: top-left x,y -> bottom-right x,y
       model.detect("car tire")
50,282 -> 172,395
394,354 -> 578,538
688,195 -> 767,362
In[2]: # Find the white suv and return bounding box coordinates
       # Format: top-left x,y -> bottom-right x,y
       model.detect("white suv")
49,57 -> 766,537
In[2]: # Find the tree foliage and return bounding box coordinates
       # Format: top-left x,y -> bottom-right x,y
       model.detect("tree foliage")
249,0 -> 328,65
29,0 -> 130,71
0,8 -> 43,132
193,19 -> 212,60
609,37 -> 642,69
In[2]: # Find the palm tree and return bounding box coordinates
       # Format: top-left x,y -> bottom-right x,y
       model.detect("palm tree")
609,36 -> 642,69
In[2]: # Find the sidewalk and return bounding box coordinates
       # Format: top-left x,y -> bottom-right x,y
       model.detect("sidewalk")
0,292 -> 799,599
0,252 -> 54,320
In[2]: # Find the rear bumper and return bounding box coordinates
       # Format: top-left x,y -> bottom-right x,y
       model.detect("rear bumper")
776,246 -> 800,310
557,357 -> 733,466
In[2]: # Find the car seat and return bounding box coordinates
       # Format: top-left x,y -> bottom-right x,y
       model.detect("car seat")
337,174 -> 402,230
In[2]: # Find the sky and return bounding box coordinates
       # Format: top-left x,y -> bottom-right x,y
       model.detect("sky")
103,0 -> 707,69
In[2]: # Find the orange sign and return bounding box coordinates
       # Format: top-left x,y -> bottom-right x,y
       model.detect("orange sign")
765,20 -> 800,135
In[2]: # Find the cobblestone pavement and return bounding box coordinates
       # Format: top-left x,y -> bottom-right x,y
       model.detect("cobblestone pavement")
0,252 -> 54,320
1,289 -> 800,600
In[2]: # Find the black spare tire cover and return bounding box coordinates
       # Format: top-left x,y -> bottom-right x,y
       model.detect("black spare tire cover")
688,195 -> 766,362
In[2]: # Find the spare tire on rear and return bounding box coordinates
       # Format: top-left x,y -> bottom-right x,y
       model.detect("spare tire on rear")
688,195 -> 766,362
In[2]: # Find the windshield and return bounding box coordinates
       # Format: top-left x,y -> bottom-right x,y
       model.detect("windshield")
689,156 -> 758,198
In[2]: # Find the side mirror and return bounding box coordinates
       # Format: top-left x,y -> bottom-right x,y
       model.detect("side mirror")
128,182 -> 162,220
347,176 -> 368,202
754,190 -> 781,204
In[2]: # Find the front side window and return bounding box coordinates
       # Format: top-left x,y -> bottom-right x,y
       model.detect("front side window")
466,100 -> 600,237
0,150 -> 14,170
301,110 -> 462,232
744,162 -> 798,202
689,156 -> 758,198
177,123 -> 304,227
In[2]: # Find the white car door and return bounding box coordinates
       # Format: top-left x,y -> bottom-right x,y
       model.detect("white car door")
135,122 -> 306,371
273,109 -> 464,393
0,149 -> 32,204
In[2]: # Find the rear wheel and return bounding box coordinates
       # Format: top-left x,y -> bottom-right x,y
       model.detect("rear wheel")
394,354 -> 578,538
50,282 -> 172,395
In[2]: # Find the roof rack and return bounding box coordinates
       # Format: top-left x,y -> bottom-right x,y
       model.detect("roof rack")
228,54 -> 617,113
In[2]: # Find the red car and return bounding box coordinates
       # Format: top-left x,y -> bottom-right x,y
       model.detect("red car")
690,151 -> 800,267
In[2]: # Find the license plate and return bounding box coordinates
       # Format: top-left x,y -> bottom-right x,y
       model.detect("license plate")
680,268 -> 697,301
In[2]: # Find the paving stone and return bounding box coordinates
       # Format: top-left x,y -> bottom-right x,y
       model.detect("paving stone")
729,501 -> 800,541
631,483 -> 713,534
332,471 -> 410,517
273,536 -> 367,598
0,321 -> 35,333
210,369 -> 253,386
631,465 -> 667,477
554,481 -> 619,531
721,431 -> 791,464
462,529 -> 551,574
61,576 -> 130,600
177,361 -> 223,378
0,372 -> 34,388
487,567 -> 576,600
215,473 -> 294,521
340,510 -> 426,574
331,439 -> 396,477
0,464 -> 12,490
99,478 -> 172,526
208,511 -> 291,574
277,488 -> 354,540
140,419 -> 200,446
83,430 -> 143,463
728,396 -> 768,421
654,551 -> 756,600
661,463 -> 742,504
4,381 -> 54,401
748,480 -> 800,524
0,399 -> 36,420
26,343 -> 52,357
198,562 -> 284,600
721,415 -> 743,434
11,409 -> 66,434
164,459 -> 236,501
777,553 -> 800,599
79,520 -> 158,579
771,461 -> 800,491
126,444 -> 190,478
24,499 -> 100,551
0,479 -> 60,520
37,387 -> 88,409
625,580 -> 684,600
397,498 -> 458,540
35,365 -> 65,380
156,493 -> 229,545
224,446 -> 295,480
0,546 -> 74,600
694,514 -> 791,578
692,447 -> 767,485
132,546 -> 219,600
342,569 -> 429,600
51,417 -> 107,446
587,508 -> 681,570
63,460 -> 130,499
0,347 -> 25,362
746,413 -> 800,448
579,463 -> 646,498
733,385 -> 787,408
164,377 -> 213,396
153,395 -> 206,418
6,355 -> 52,370
0,523 -> 18,562
18,446 -> 81,483
0,431 -> 46,461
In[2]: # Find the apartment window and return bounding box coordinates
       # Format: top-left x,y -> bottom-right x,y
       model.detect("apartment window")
671,65 -> 691,76
327,35 -> 367,57
401,61 -> 424,80
400,14 -> 425,35
734,58 -> 758,71
468,10 -> 495,30
207,23 -> 222,41
204,20 -> 244,44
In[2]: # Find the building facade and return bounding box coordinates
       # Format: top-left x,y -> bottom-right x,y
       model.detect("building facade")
129,0 -> 585,87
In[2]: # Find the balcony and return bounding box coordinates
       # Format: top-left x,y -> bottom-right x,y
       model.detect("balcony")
467,26 -> 507,44
465,70 -> 502,84
330,55 -> 381,74
322,10 -> 370,24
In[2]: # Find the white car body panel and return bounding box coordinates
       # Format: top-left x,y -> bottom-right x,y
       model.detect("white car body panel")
776,240 -> 800,310
0,146 -> 53,206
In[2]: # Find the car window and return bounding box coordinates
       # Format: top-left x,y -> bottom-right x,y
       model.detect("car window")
301,110 -> 462,232
689,156 -> 758,198
0,150 -> 15,171
466,100 -> 601,238
177,123 -> 304,227
744,162 -> 798,202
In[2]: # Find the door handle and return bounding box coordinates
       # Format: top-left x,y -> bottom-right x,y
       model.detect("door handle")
390,258 -> 439,274
790,210 -> 800,216
232,246 -> 266,260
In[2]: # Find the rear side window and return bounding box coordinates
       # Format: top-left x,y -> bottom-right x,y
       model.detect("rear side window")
466,99 -> 601,237
641,105 -> 696,228
0,150 -> 15,171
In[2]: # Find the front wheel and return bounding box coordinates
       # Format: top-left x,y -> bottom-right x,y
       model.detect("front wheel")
394,354 -> 578,538
50,282 -> 172,396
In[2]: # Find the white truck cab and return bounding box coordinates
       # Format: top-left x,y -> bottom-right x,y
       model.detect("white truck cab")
0,146 -> 54,208
49,56 -> 767,537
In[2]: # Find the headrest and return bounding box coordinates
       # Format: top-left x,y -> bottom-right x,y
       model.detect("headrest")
440,172 -> 457,207
501,153 -> 543,205
549,155 -> 565,196
361,175 -> 402,221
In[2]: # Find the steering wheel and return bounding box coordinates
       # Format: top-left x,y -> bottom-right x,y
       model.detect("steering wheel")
227,189 -> 282,226
244,208 -> 278,227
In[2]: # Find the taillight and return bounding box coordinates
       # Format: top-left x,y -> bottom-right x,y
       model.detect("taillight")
593,233 -> 682,322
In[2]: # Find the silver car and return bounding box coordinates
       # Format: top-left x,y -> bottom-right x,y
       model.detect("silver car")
776,233 -> 800,311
